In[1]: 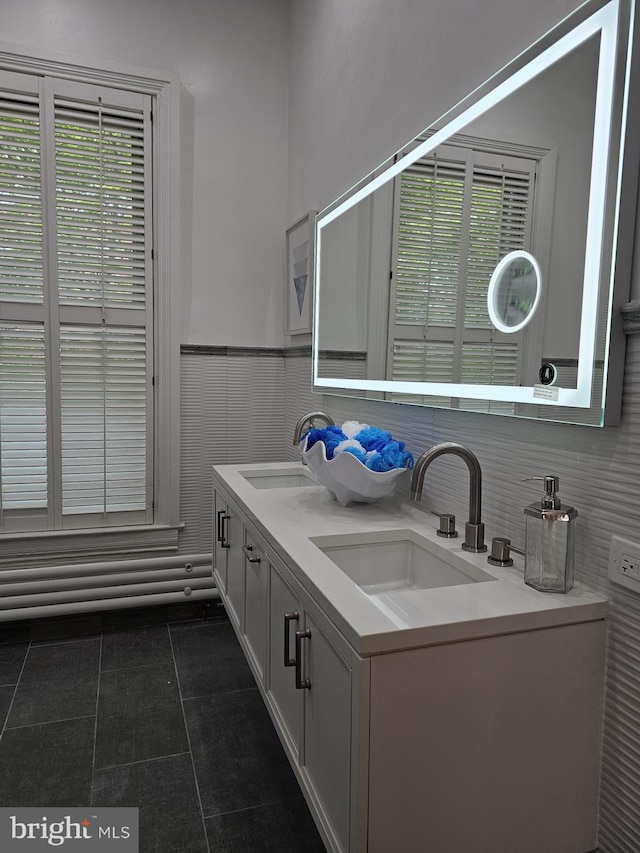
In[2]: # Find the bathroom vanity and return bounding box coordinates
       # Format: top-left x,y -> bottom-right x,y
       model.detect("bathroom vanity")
212,462 -> 607,853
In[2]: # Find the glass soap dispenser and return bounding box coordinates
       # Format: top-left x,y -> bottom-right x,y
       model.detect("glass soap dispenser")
524,475 -> 577,593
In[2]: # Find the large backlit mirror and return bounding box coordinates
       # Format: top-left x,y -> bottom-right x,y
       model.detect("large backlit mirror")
313,0 -> 639,426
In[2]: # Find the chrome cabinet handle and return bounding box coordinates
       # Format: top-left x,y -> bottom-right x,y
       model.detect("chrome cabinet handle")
216,509 -> 225,543
217,511 -> 230,548
295,628 -> 311,689
242,544 -> 261,563
283,611 -> 299,667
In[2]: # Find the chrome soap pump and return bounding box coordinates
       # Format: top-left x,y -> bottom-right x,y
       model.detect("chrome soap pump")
524,475 -> 577,593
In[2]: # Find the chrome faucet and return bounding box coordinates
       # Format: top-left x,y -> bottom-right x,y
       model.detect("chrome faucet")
410,442 -> 487,553
292,411 -> 335,446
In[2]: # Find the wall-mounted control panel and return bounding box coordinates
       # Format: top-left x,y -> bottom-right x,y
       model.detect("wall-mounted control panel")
608,535 -> 640,593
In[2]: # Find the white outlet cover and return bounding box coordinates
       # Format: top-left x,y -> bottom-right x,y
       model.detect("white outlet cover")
608,534 -> 640,592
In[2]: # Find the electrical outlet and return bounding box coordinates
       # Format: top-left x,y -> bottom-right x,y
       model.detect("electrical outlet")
608,535 -> 640,591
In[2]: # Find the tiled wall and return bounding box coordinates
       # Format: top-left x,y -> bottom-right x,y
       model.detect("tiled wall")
181,334 -> 640,851
179,348 -> 286,555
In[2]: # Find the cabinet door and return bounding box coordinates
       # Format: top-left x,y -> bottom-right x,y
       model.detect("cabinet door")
225,506 -> 244,630
301,611 -> 352,852
268,564 -> 302,759
213,491 -> 229,593
243,530 -> 267,680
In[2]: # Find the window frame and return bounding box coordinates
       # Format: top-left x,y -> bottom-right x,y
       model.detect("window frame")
0,44 -> 182,562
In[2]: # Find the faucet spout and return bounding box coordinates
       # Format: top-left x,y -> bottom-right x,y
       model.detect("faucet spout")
292,411 -> 335,446
410,442 -> 486,553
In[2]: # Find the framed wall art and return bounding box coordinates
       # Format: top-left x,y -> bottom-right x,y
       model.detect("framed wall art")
286,210 -> 316,335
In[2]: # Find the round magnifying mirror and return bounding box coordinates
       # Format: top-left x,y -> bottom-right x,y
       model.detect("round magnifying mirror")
487,251 -> 542,334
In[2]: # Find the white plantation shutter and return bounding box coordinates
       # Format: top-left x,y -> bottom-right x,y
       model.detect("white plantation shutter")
59,326 -> 148,521
54,93 -> 147,307
466,166 -> 531,327
0,81 -> 44,305
389,141 -> 536,410
0,325 -> 47,518
458,341 -> 520,415
394,162 -> 465,329
389,341 -> 455,406
0,73 -> 153,534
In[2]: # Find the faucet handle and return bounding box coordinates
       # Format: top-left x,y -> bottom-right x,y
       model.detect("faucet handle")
436,513 -> 458,538
488,537 -> 514,567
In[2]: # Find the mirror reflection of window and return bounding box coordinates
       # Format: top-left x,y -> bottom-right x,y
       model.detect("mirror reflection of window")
388,137 -> 539,413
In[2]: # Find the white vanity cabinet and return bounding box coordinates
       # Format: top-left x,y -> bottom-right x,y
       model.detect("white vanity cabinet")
213,494 -> 267,677
212,466 -> 607,853
213,487 -> 357,852
267,557 -> 354,853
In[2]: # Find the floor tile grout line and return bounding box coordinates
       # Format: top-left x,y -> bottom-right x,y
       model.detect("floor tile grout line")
0,638 -> 31,742
167,621 -> 212,853
168,618 -> 230,635
89,631 -> 104,808
30,636 -> 102,649
100,659 -> 177,675
93,750 -> 193,774
181,685 -> 259,703
201,797 -> 291,821
4,712 -> 97,732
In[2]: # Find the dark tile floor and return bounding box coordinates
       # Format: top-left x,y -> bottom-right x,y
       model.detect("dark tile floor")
0,602 -> 327,853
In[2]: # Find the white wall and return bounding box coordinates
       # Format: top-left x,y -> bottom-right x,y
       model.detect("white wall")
286,0 -> 592,221
1,0 -> 288,346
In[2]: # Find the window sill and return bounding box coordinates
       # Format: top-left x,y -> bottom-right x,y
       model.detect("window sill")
0,523 -> 185,569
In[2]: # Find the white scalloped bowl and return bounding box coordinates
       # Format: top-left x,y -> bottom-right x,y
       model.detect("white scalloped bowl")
300,437 -> 409,507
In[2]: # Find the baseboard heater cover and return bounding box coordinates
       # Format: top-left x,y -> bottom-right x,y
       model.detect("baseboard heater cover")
0,553 -> 218,622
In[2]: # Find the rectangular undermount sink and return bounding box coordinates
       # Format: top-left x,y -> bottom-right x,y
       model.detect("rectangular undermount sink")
310,529 -> 496,594
240,467 -> 320,490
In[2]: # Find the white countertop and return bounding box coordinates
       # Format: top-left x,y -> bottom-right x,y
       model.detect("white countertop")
212,461 -> 608,656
